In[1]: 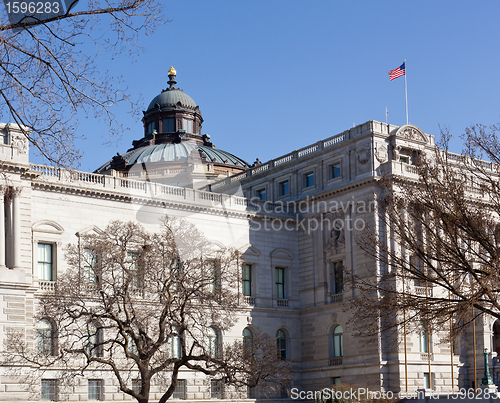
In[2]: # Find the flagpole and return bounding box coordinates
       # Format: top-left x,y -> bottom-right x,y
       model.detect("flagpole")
404,59 -> 408,124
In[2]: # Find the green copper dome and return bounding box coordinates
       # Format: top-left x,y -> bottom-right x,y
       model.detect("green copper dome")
147,90 -> 197,111
95,143 -> 248,173
146,67 -> 198,111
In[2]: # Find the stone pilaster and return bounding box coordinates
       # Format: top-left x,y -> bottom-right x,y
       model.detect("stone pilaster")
11,187 -> 22,269
0,186 -> 6,269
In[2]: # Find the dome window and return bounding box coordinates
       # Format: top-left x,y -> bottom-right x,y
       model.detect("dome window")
147,122 -> 155,134
163,118 -> 175,133
183,118 -> 193,134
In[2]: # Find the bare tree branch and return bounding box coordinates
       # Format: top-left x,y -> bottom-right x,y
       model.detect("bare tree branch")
0,0 -> 165,167
349,125 -> 500,345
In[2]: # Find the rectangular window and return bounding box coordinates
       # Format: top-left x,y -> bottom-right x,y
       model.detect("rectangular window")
88,379 -> 103,401
419,328 -> 432,353
127,335 -> 138,355
247,386 -> 256,399
126,252 -> 142,288
41,379 -> 58,401
183,119 -> 193,134
242,264 -> 252,296
172,379 -> 186,400
83,248 -> 99,283
275,267 -> 285,299
170,333 -> 182,359
332,261 -> 343,294
256,188 -> 266,201
147,122 -> 155,134
332,377 -> 341,387
304,172 -> 314,188
210,379 -> 224,399
330,163 -> 341,179
279,180 -> 289,196
86,324 -> 103,358
38,243 -> 53,281
399,155 -> 410,164
163,118 -> 175,133
424,372 -> 435,389
131,379 -> 141,394
205,259 -> 221,293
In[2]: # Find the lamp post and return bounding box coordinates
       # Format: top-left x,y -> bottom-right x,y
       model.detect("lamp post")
481,348 -> 494,387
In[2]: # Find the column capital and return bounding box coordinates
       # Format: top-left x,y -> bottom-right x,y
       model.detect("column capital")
10,186 -> 22,197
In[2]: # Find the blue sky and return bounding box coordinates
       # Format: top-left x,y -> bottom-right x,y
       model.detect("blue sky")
36,0 -> 500,172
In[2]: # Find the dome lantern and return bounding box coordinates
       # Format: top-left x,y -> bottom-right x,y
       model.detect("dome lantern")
142,67 -> 204,142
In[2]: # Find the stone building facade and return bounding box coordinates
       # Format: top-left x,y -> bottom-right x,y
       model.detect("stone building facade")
0,71 -> 498,401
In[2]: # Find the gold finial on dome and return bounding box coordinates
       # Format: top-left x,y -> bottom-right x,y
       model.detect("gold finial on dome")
167,66 -> 177,89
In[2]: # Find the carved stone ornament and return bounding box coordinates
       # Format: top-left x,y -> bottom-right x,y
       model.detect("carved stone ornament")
375,143 -> 388,163
356,143 -> 371,165
12,133 -> 28,154
324,212 -> 345,253
392,145 -> 401,161
395,124 -> 428,143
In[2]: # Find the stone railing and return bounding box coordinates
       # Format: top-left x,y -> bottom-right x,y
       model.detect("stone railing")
420,352 -> 433,361
30,164 -> 293,215
276,299 -> 289,307
210,121 -> 399,192
331,293 -> 343,304
39,280 -> 55,292
210,131 -> 348,191
414,286 -> 433,297
329,357 -> 343,366
444,151 -> 496,171
244,296 -> 256,306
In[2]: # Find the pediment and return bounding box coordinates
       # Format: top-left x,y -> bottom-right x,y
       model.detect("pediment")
208,240 -> 226,251
77,225 -> 105,236
239,244 -> 261,257
395,124 -> 428,143
32,220 -> 64,235
270,248 -> 294,260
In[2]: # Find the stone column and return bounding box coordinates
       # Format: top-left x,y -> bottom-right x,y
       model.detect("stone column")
11,187 -> 22,269
0,186 -> 5,269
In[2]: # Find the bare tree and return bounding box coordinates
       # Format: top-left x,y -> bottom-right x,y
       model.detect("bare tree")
4,217 -> 290,403
348,124 -> 500,340
222,327 -> 292,398
0,0 -> 164,167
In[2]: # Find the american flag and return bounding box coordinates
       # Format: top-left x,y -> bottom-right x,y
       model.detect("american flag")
388,62 -> 406,81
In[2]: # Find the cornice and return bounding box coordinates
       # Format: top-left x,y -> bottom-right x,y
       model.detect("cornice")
30,180 -> 292,221
0,160 -> 32,175
302,177 -> 379,204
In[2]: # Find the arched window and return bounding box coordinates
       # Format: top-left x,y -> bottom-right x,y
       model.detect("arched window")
332,325 -> 343,358
86,323 -> 103,357
276,329 -> 287,360
242,327 -> 253,356
37,319 -> 55,356
207,327 -> 220,358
